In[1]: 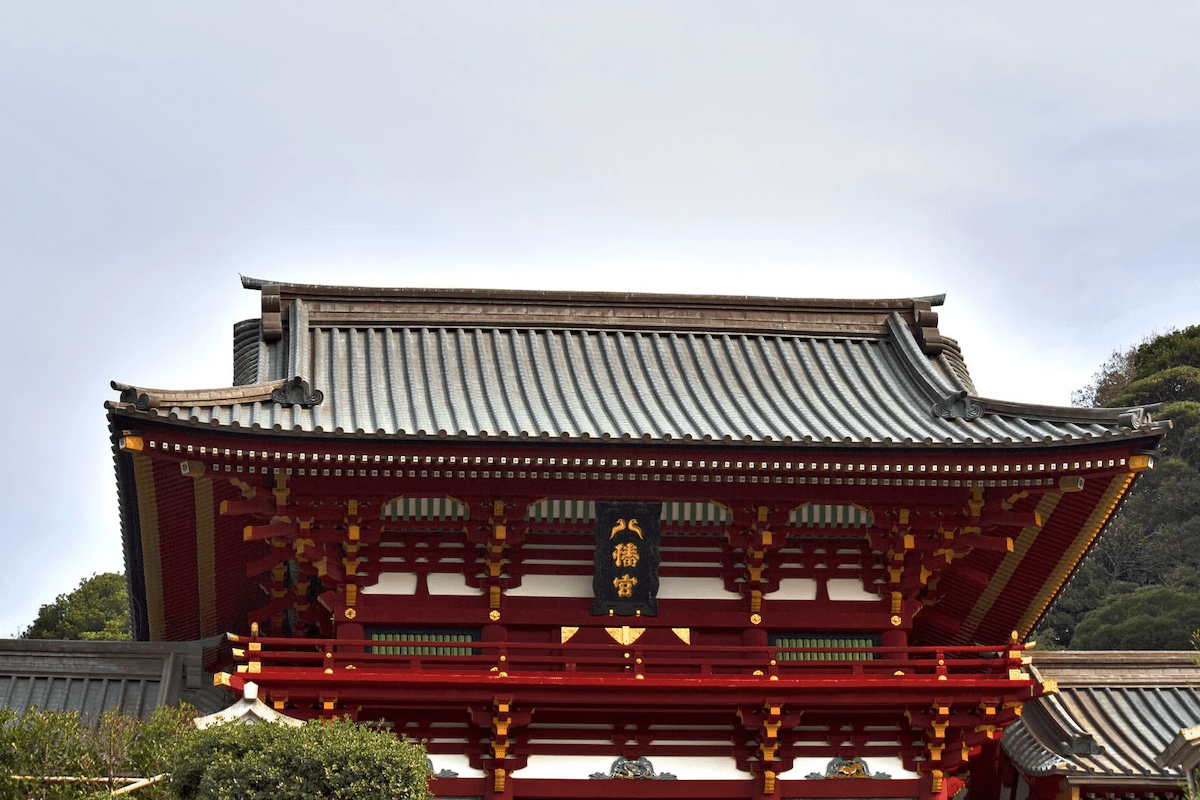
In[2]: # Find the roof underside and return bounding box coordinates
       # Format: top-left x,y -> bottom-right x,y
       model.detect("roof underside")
108,281 -> 1167,448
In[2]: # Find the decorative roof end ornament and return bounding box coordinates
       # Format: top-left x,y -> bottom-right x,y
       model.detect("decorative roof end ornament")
261,284 -> 283,342
933,390 -> 984,421
1117,408 -> 1148,429
112,382 -> 159,411
272,376 -> 323,408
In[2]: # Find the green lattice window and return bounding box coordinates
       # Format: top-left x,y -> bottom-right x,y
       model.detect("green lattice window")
369,628 -> 480,656
770,633 -> 880,661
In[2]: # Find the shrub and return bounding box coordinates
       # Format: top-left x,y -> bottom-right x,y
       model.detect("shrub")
171,718 -> 429,800
0,706 -> 193,800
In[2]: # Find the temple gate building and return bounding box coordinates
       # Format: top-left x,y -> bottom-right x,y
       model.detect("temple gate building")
105,277 -> 1171,800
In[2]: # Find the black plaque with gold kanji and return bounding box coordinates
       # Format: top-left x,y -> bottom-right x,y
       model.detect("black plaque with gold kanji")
592,501 -> 661,616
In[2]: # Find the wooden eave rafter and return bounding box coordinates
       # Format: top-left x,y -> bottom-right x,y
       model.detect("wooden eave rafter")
112,414 -> 1154,648
111,415 -> 1149,491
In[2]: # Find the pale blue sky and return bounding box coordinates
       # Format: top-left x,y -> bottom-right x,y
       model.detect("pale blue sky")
2,2 -> 1198,636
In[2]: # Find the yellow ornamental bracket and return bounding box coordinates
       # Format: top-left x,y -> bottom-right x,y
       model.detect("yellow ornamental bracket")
1128,454 -> 1154,472
1002,491 -> 1030,511
968,486 -> 985,518
1059,476 -> 1086,492
180,460 -> 205,477
119,435 -> 145,453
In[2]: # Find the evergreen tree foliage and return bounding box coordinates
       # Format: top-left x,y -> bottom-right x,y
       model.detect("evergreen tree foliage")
1036,325 -> 1200,650
20,573 -> 130,641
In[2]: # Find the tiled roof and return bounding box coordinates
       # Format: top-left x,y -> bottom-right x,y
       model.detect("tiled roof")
1004,652 -> 1200,787
107,279 -> 1168,449
0,639 -> 228,720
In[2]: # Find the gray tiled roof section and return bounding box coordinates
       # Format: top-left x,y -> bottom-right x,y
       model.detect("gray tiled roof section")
137,311 -> 1163,447
0,639 -> 229,721
0,674 -> 160,720
1004,655 -> 1200,785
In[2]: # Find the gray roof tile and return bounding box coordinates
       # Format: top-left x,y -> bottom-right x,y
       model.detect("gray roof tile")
108,282 -> 1169,449
1005,653 -> 1200,786
0,639 -> 228,720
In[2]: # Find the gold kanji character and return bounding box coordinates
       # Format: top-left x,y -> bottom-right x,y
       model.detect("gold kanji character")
612,543 -> 640,567
613,574 -> 638,597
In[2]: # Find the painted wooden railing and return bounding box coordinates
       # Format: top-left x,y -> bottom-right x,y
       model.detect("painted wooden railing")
229,634 -> 1031,681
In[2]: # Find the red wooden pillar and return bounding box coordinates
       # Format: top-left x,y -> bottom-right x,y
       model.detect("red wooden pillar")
968,740 -> 1003,800
925,770 -> 968,800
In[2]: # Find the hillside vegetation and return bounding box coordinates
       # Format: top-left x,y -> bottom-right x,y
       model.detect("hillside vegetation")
1036,325 -> 1200,650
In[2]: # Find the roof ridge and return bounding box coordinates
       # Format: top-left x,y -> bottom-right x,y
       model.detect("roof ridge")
240,274 -> 948,310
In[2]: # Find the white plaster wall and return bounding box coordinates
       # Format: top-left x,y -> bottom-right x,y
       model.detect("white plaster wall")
361,572 -> 418,595
771,578 -> 819,600
826,578 -> 878,601
656,577 -> 742,600
363,572 -> 878,602
779,756 -> 919,780
428,751 -> 919,783
506,574 -> 593,597
428,573 -> 477,595
360,572 -> 480,596
429,753 -> 486,778
518,754 -> 749,780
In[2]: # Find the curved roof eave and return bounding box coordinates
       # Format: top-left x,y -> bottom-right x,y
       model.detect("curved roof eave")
107,307 -> 1170,448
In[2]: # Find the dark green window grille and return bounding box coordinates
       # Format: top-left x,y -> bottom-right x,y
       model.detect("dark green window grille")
770,633 -> 880,661
368,628 -> 480,656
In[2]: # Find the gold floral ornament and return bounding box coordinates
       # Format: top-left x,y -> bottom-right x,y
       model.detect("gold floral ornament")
610,518 -> 645,539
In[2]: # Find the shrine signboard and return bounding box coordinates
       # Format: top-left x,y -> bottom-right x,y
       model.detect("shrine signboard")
592,501 -> 661,617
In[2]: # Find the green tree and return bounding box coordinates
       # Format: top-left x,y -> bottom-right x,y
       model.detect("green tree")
1036,325 -> 1200,649
21,573 -> 131,641
1070,570 -> 1200,650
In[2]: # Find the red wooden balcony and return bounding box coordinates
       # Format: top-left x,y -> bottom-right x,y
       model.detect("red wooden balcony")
220,634 -> 1043,719
229,635 -> 1031,681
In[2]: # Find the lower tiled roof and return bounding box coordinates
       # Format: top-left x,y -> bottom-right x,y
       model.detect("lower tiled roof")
0,638 -> 228,720
1004,652 -> 1200,786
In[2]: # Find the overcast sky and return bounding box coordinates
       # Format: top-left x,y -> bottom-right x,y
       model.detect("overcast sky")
2,2 -> 1198,637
